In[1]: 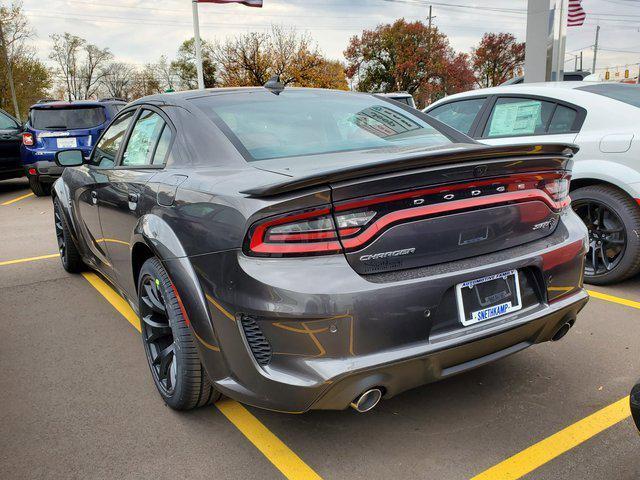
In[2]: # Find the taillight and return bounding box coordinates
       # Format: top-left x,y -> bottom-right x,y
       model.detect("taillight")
540,177 -> 570,205
247,208 -> 343,256
22,133 -> 34,146
246,172 -> 570,257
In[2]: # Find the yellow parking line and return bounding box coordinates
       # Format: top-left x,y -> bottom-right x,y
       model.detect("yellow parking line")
81,271 -> 322,480
0,253 -> 58,267
217,399 -> 323,480
1,192 -> 34,206
588,290 -> 640,310
471,396 -> 631,480
82,272 -> 141,332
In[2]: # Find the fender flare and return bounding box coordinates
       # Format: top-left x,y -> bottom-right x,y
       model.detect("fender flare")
132,214 -> 223,354
571,159 -> 640,199
51,178 -> 83,250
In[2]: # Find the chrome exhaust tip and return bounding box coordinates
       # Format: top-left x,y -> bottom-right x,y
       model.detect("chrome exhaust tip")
552,320 -> 574,341
350,388 -> 383,413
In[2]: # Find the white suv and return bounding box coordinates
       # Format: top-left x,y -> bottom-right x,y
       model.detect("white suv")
425,82 -> 640,284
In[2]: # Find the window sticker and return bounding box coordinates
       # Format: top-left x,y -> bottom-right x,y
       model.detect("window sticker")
488,101 -> 542,137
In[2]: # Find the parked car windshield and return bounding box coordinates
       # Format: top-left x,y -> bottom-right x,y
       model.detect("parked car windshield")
192,91 -> 452,162
577,83 -> 640,108
29,106 -> 106,130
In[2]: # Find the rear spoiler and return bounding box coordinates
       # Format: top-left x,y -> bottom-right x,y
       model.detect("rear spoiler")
241,143 -> 578,198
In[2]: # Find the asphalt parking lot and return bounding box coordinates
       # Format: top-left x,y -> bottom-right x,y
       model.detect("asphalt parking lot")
1,177 -> 639,480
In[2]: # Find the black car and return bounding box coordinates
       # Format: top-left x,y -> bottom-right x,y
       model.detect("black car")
0,108 -> 24,181
52,86 -> 589,413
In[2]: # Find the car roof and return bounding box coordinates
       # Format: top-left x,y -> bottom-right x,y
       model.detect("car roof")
30,99 -> 125,109
426,82 -> 617,108
130,86 -> 378,107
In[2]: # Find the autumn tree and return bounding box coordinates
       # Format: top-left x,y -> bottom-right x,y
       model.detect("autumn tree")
100,62 -> 135,99
49,33 -> 112,100
344,19 -> 474,107
214,26 -> 347,89
171,38 -> 217,89
129,63 -> 164,99
0,2 -> 51,118
471,32 -> 525,88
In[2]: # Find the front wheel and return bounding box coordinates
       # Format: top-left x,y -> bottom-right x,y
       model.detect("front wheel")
572,185 -> 640,285
138,257 -> 221,410
28,176 -> 51,196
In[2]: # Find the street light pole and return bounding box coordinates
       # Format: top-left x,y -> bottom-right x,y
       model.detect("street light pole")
0,18 -> 20,120
192,0 -> 205,90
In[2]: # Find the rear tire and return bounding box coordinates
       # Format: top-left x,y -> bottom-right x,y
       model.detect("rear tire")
53,199 -> 85,273
572,185 -> 640,285
138,257 -> 221,410
28,176 -> 51,196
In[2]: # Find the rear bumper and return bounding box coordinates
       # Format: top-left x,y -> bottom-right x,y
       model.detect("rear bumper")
177,209 -> 589,412
25,161 -> 64,184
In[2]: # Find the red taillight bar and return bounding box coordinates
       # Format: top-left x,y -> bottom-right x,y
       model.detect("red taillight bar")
340,189 -> 566,250
247,173 -> 570,257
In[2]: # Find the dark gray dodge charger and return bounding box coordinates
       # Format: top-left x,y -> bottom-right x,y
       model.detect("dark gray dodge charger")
52,86 -> 589,413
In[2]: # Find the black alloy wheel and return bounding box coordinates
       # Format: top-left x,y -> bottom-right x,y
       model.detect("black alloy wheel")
140,273 -> 177,396
572,185 -> 640,285
573,200 -> 626,276
138,257 -> 220,410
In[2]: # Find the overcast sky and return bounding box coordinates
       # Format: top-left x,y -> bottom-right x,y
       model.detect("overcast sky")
19,0 -> 640,77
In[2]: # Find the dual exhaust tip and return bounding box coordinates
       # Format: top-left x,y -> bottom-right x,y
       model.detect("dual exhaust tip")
350,388 -> 383,413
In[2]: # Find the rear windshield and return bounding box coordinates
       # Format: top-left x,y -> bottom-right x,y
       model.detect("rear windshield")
29,106 -> 106,130
577,83 -> 640,108
191,91 -> 452,162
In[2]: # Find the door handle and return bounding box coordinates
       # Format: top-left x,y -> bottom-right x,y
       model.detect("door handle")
128,193 -> 139,204
91,191 -> 98,205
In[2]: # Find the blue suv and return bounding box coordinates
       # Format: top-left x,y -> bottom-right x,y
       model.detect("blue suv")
21,98 -> 126,195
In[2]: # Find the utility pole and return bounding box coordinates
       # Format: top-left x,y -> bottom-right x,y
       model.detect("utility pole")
580,51 -> 583,71
0,18 -> 20,121
428,5 -> 434,31
592,25 -> 600,73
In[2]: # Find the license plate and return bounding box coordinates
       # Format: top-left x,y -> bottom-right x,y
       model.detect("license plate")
56,137 -> 77,148
455,270 -> 522,326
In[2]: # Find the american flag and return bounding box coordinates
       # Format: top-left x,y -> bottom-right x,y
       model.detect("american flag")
567,0 -> 586,27
197,0 -> 263,6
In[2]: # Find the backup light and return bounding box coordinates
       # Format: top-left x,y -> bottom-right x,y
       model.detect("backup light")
22,133 -> 34,146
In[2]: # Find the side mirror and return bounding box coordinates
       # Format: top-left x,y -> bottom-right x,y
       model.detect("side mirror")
631,381 -> 640,432
55,149 -> 85,167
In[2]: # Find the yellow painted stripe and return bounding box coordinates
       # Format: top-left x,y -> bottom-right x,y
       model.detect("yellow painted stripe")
81,272 -> 141,332
0,253 -> 58,267
588,290 -> 640,310
82,271 -> 322,480
216,399 -> 322,480
471,396 -> 631,480
1,192 -> 34,206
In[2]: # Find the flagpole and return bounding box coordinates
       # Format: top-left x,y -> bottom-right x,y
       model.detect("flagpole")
192,0 -> 205,90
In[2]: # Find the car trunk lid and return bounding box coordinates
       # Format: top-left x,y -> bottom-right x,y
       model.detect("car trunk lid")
243,143 -> 574,273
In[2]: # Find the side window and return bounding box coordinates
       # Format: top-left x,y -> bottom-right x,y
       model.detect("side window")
548,105 -> 578,134
121,110 -> 168,167
484,98 -> 555,138
427,98 -> 486,135
90,110 -> 135,168
0,111 -> 18,129
152,124 -> 173,165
